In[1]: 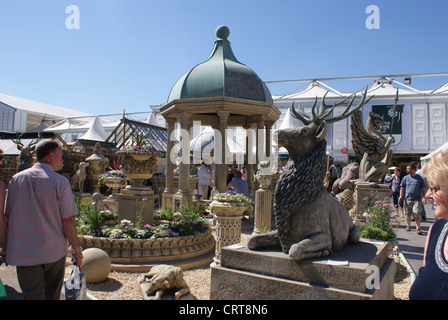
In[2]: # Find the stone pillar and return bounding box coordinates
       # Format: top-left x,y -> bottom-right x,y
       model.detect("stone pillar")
173,112 -> 192,208
256,116 -> 265,164
216,111 -> 229,193
162,117 -> 176,209
265,121 -> 273,158
254,168 -> 273,234
244,125 -> 255,197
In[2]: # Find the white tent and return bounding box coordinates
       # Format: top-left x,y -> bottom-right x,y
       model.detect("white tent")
190,127 -> 245,154
0,92 -> 91,119
78,116 -> 108,142
421,140 -> 448,163
145,112 -> 165,127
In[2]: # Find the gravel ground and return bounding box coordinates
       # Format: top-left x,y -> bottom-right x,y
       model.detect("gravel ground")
83,232 -> 413,300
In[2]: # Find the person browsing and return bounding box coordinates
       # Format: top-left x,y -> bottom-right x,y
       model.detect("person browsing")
4,140 -> 83,300
197,161 -> 213,200
227,170 -> 249,197
399,163 -> 426,235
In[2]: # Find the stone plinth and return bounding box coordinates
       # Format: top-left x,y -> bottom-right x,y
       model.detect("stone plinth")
210,239 -> 396,300
355,182 -> 391,215
211,203 -> 247,264
116,189 -> 158,225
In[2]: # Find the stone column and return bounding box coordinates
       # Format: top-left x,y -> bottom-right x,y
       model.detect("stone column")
244,125 -> 255,197
254,168 -> 273,234
162,117 -> 176,209
265,121 -> 273,158
173,112 -> 192,208
256,116 -> 265,164
216,111 -> 229,192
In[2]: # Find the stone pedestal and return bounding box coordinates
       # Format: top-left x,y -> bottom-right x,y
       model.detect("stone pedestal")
116,189 -> 158,225
253,189 -> 272,234
211,203 -> 247,264
210,239 -> 396,300
355,182 -> 391,215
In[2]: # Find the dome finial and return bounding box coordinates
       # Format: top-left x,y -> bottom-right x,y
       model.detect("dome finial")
216,25 -> 230,40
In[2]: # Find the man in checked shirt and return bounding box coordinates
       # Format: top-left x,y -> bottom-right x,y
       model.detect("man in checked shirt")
4,140 -> 83,300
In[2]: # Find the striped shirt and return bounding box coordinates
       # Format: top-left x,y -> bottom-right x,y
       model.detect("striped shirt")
5,162 -> 78,266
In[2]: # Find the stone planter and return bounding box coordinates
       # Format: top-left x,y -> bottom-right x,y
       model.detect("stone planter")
104,177 -> 127,198
210,202 -> 248,216
116,151 -> 160,191
77,230 -> 215,264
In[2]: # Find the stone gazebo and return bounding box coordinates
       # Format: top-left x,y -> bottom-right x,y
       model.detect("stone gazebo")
161,26 -> 280,208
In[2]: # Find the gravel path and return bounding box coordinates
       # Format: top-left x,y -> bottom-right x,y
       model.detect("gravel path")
84,232 -> 413,300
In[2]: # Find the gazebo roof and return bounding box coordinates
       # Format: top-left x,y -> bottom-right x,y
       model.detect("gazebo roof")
167,26 -> 273,104
105,116 -> 170,154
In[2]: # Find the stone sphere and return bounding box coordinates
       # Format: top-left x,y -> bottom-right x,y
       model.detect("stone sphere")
81,248 -> 111,283
216,25 -> 230,39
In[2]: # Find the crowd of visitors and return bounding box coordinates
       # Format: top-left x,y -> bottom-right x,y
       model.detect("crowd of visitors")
1,140 -> 448,300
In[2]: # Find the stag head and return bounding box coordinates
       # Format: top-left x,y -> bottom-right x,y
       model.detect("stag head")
12,132 -> 42,156
276,87 -> 372,159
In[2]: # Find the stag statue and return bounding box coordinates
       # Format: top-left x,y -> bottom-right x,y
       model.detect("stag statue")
247,88 -> 372,260
12,133 -> 42,173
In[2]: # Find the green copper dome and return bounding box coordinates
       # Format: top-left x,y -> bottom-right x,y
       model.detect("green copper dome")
167,26 -> 273,104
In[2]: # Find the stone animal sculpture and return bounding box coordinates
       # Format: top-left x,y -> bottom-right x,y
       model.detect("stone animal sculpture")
332,162 -> 359,193
71,161 -> 89,192
138,264 -> 192,300
11,133 -> 42,172
350,110 -> 394,183
248,88 -> 373,260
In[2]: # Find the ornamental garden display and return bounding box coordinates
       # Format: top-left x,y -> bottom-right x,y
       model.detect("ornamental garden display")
76,201 -> 214,265
115,132 -> 161,225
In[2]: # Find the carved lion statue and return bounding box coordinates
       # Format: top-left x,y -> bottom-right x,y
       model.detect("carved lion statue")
138,265 -> 193,300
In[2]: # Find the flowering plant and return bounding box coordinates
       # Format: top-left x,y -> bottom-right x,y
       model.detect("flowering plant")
97,203 -> 211,239
210,190 -> 253,208
357,196 -> 396,240
98,170 -> 127,185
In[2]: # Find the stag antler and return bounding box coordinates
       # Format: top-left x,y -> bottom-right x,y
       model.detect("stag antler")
291,86 -> 373,126
11,132 -> 25,150
28,132 -> 43,150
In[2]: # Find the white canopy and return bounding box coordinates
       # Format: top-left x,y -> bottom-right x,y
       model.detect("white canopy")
190,127 -> 245,154
421,140 -> 448,161
0,92 -> 91,119
78,116 -> 108,142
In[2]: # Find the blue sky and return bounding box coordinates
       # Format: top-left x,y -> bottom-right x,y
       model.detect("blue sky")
0,0 -> 447,116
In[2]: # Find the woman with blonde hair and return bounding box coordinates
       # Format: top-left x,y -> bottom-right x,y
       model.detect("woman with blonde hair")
0,149 -> 6,259
409,151 -> 448,299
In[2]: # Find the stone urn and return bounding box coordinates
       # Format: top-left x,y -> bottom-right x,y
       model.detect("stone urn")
104,176 -> 127,198
116,151 -> 160,191
115,150 -> 161,225
85,142 -> 109,193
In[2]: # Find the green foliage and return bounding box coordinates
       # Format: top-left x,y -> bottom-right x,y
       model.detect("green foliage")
75,199 -> 117,237
154,205 -> 175,221
80,201 -> 210,240
356,197 -> 396,241
210,191 -> 253,208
